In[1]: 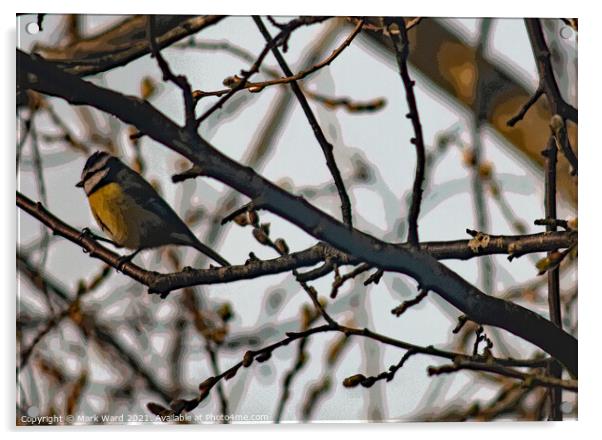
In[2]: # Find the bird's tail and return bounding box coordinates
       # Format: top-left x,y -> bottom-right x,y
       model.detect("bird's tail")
191,238 -> 231,267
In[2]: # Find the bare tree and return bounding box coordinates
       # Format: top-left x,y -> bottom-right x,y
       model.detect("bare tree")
16,15 -> 577,423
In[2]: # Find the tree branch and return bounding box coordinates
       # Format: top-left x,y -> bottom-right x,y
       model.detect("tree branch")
507,87 -> 543,127
388,17 -> 426,245
18,191 -> 576,296
428,359 -> 577,392
191,18 -> 364,99
47,16 -> 225,77
543,133 -> 563,420
17,251 -> 173,403
253,16 -> 353,227
148,321 -> 554,418
146,15 -> 196,132
17,49 -> 577,376
524,19 -> 578,123
195,16 -> 331,126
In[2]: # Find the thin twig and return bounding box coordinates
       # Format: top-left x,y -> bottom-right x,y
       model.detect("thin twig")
193,19 -> 364,99
248,223 -> 337,327
388,17 -> 426,245
274,305 -> 321,422
196,16 -> 331,126
330,263 -> 372,298
147,15 -> 196,132
428,359 -> 576,392
147,321 -> 554,418
343,349 -> 418,388
303,90 -> 386,113
391,289 -> 429,317
542,134 -> 563,420
17,261 -> 111,371
507,19 -> 578,127
253,15 -> 353,227
507,87 -> 543,127
524,19 -> 578,123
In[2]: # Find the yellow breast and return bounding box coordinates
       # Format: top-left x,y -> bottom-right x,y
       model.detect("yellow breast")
87,182 -> 141,249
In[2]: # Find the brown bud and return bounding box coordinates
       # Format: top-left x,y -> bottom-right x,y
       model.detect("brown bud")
550,114 -> 564,133
550,250 -> 563,261
488,182 -> 500,198
343,374 -> 366,388
198,376 -> 217,393
247,210 -> 259,226
260,223 -> 271,235
147,402 -> 171,417
535,251 -> 563,275
242,351 -> 254,367
223,75 -> 241,87
274,238 -> 289,255
252,228 -> 270,245
233,212 -> 249,226
462,149 -> 477,167
478,161 -> 493,180
140,76 -> 157,100
248,85 -> 265,93
224,367 -> 238,380
300,304 -> 313,330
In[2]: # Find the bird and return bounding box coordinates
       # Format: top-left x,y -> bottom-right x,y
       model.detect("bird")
76,151 -> 230,268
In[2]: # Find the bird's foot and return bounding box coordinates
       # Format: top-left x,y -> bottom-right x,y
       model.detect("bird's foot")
78,227 -> 94,240
78,228 -> 94,253
79,227 -> 120,247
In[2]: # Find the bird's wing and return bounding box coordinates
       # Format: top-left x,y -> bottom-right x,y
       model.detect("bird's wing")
117,167 -> 229,265
118,167 -> 197,240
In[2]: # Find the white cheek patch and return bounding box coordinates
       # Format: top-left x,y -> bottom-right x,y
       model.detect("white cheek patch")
84,167 -> 110,195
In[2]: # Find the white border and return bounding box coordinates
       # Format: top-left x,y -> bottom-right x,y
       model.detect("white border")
4,1 -> 598,438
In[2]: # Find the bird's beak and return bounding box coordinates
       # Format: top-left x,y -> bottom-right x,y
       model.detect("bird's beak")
75,180 -> 84,188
